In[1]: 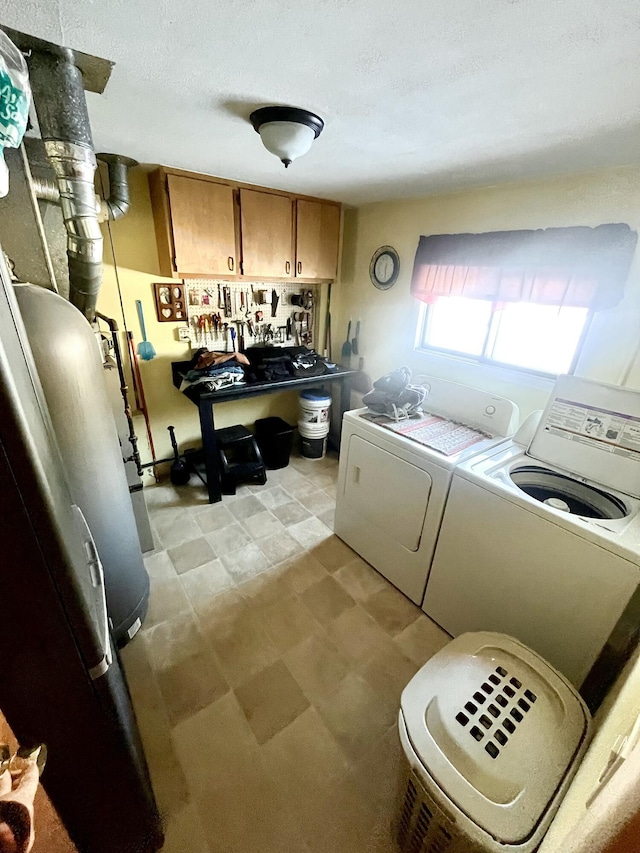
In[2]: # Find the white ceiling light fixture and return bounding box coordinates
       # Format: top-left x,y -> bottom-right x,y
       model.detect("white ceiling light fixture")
249,106 -> 324,168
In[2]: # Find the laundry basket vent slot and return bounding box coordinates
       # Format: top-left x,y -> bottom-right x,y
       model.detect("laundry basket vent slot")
398,769 -> 458,853
427,826 -> 453,853
408,802 -> 432,852
398,778 -> 417,847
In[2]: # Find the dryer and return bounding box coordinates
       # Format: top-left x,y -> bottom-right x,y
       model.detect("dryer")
334,376 -> 519,604
423,375 -> 640,687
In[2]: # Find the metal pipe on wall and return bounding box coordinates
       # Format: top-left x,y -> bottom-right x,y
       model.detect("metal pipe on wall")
95,312 -> 143,477
32,175 -> 60,204
97,154 -> 138,220
31,159 -> 141,225
27,47 -> 103,322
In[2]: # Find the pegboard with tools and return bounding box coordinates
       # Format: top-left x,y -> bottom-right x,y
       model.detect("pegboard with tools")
185,280 -> 318,353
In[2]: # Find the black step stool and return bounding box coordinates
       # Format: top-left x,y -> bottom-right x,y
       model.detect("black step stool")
216,425 -> 267,495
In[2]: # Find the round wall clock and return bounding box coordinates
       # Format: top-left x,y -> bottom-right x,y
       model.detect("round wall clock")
369,245 -> 400,290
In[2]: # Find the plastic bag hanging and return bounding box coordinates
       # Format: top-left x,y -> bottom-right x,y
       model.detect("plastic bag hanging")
0,30 -> 31,198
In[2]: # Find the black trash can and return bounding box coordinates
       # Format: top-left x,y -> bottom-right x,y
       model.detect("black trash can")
254,417 -> 295,469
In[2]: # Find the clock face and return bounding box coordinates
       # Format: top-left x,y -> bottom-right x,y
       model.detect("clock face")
374,253 -> 394,283
370,246 -> 400,290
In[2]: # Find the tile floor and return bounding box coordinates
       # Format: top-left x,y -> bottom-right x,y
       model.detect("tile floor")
120,450 -> 451,853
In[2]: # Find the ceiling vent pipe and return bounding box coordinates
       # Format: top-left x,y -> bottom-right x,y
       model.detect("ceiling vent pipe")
97,153 -> 138,220
27,47 -> 102,322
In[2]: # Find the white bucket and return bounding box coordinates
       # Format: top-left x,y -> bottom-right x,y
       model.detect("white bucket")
299,390 -> 332,425
298,418 -> 330,459
298,419 -> 330,439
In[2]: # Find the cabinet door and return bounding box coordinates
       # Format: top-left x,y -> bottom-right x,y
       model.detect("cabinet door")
167,175 -> 237,276
239,189 -> 293,278
295,199 -> 340,279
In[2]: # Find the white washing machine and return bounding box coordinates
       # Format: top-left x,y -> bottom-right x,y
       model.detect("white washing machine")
423,375 -> 640,688
334,376 -> 519,604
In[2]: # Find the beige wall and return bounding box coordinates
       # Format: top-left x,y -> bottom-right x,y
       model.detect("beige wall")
335,165 -> 640,421
97,169 -> 303,468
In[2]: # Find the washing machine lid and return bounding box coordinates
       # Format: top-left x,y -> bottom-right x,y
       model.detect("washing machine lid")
400,632 -> 590,844
529,375 -> 640,499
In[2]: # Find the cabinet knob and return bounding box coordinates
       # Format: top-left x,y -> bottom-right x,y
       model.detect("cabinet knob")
297,261 -> 302,275
228,256 -> 235,271
285,261 -> 291,274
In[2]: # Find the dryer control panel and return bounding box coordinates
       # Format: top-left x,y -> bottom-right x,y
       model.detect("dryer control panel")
415,375 -> 519,438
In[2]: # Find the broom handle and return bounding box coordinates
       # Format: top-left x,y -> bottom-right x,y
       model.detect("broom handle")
127,331 -> 157,467
136,300 -> 148,341
167,426 -> 180,460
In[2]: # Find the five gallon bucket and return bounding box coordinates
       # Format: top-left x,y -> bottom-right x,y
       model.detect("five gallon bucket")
299,391 -> 331,458
299,391 -> 332,424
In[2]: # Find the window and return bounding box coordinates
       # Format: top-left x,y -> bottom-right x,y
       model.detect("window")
419,296 -> 589,376
410,224 -> 637,377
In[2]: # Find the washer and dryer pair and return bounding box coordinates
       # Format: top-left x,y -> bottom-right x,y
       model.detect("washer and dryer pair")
336,373 -> 640,689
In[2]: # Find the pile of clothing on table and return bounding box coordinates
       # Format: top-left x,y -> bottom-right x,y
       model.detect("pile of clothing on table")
179,349 -> 249,393
244,346 -> 337,382
178,346 -> 339,395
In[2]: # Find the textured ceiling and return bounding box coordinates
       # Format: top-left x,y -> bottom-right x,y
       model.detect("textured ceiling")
3,0 -> 640,204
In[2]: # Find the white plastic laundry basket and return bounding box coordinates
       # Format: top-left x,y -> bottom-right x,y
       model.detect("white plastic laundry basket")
396,632 -> 591,853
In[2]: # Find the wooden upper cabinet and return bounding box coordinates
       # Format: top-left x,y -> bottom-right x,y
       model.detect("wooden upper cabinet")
239,189 -> 294,278
166,175 -> 237,277
149,167 -> 341,280
295,200 -> 341,280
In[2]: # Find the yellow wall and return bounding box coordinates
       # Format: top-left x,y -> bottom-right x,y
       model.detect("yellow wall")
97,168 -> 303,468
335,165 -> 640,421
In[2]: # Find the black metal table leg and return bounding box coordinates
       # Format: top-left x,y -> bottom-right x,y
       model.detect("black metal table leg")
328,375 -> 352,452
198,398 -> 222,503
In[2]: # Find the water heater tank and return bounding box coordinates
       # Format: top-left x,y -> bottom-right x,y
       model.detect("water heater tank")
15,283 -> 149,645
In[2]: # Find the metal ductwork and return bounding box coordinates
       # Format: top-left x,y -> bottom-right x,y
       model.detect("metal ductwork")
27,47 -> 103,322
32,156 -> 139,222
1,28 -> 135,322
97,153 -> 138,220
32,175 -> 60,204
